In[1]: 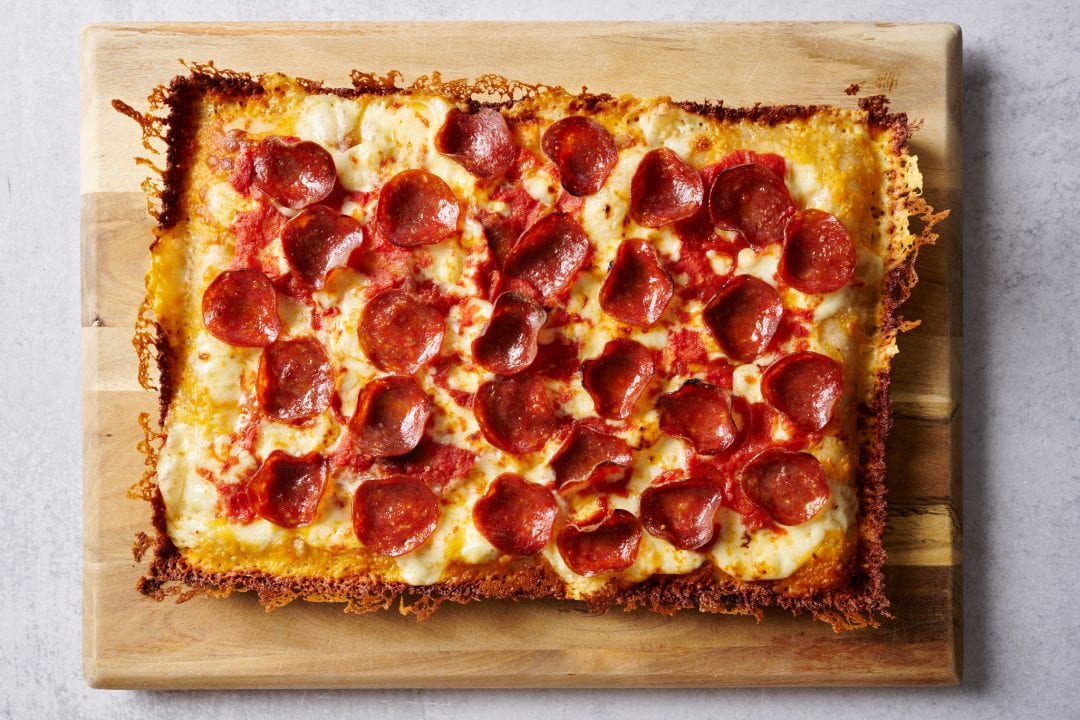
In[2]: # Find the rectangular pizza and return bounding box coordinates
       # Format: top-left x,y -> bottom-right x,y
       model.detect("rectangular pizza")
125,67 -> 937,629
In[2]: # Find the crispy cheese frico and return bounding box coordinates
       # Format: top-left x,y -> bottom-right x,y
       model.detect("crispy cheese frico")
127,69 -> 936,629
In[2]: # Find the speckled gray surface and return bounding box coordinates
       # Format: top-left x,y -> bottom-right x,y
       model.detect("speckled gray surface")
2,0 -> 1078,717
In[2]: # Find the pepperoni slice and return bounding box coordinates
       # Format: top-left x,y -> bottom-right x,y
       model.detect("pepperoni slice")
703,274 -> 784,362
541,116 -> 618,196
252,136 -> 337,210
475,375 -> 560,455
375,169 -> 460,247
435,107 -> 517,179
377,438 -> 476,496
352,475 -> 440,556
639,477 -> 724,550
709,163 -> 795,249
350,376 -> 433,457
630,148 -> 704,227
761,351 -> 844,432
550,423 -> 633,492
740,449 -> 830,526
256,337 -> 334,424
779,209 -> 857,294
503,213 -> 590,302
556,509 -> 643,576
581,339 -> 655,419
249,450 -> 328,528
358,288 -> 445,374
599,238 -> 674,327
473,473 -> 559,556
202,268 -> 281,347
657,380 -> 736,455
281,205 -> 364,290
472,292 -> 547,375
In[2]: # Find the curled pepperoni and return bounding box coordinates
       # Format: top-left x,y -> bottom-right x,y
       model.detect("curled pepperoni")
252,136 -> 337,210
550,423 -> 633,492
375,169 -> 460,247
657,380 -> 736,455
630,148 -> 704,227
250,450 -> 328,528
472,292 -> 547,375
581,339 -> 655,419
640,477 -> 723,550
436,107 -> 517,179
703,274 -> 784,362
202,268 -> 281,347
475,375 -> 560,455
709,163 -> 795,249
358,288 -> 445,374
350,376 -> 433,457
779,209 -> 857,294
473,473 -> 559,556
740,449 -> 830,526
503,213 -> 590,302
556,509 -> 643,576
257,337 -> 333,424
541,116 -> 618,196
761,351 -> 844,432
599,238 -> 674,327
281,205 -> 364,290
352,475 -> 440,556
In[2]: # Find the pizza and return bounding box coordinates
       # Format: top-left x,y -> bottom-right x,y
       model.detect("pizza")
124,67 -> 938,629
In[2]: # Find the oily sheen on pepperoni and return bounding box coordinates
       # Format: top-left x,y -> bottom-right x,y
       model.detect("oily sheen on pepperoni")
350,376 -> 433,457
779,209 -> 857,294
657,380 -> 736,455
541,116 -> 618,196
281,205 -> 364,289
252,136 -> 337,210
256,337 -> 333,424
375,169 -> 460,247
358,288 -> 445,374
639,477 -> 724,550
703,274 -> 784,362
249,450 -> 328,528
740,449 -> 830,526
557,509 -> 643,576
582,339 -> 656,419
599,238 -> 674,328
503,213 -> 590,302
550,423 -> 633,492
352,475 -> 440,556
473,473 -> 559,556
202,268 -> 281,347
435,107 -> 517,179
475,375 -> 559,455
761,351 -> 844,432
472,292 -> 547,375
709,163 -> 795,249
630,148 -> 704,227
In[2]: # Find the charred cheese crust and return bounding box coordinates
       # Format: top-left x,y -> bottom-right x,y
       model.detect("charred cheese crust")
130,69 -> 937,629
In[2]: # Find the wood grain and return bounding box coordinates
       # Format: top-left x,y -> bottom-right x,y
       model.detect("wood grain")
80,21 -> 962,688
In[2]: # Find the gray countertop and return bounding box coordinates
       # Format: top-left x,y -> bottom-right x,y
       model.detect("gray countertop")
3,0 -> 1078,717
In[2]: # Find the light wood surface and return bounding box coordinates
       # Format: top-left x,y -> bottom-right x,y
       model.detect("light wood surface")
81,21 -> 962,688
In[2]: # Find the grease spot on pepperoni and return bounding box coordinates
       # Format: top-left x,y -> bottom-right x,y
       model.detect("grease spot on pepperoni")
350,376 -> 433,458
541,116 -> 618,196
375,169 -> 460,247
761,351 -> 844,432
599,238 -> 674,327
639,477 -> 724,550
281,205 -> 364,289
740,449 -> 830,526
630,147 -> 704,227
657,380 -> 736,455
377,438 -> 477,496
556,509 -> 643,576
473,473 -> 559,556
249,450 -> 328,528
358,288 -> 445,374
436,107 -> 517,179
252,136 -> 337,210
779,209 -> 857,294
550,423 -> 633,493
256,336 -> 333,424
475,375 -> 560,455
703,274 -> 784,362
503,213 -> 590,302
709,163 -> 795,249
581,339 -> 655,419
352,475 -> 440,556
202,268 -> 281,347
472,292 -> 547,375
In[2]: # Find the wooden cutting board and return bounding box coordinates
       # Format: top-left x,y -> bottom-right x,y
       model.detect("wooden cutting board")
81,21 -> 962,688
